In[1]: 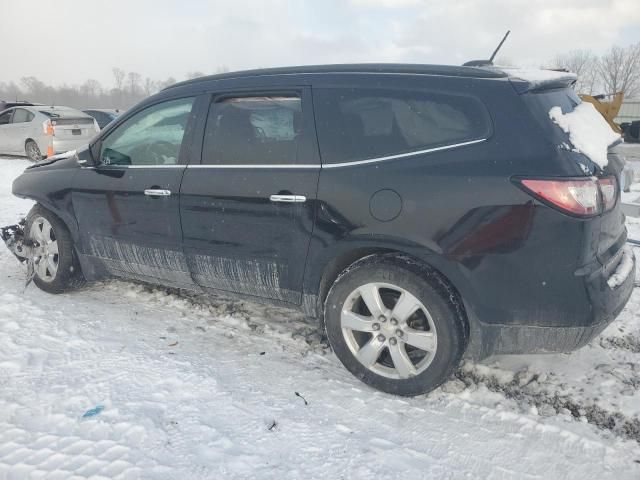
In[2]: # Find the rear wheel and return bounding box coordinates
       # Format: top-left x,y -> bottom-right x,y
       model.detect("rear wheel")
25,205 -> 85,294
25,140 -> 42,162
324,254 -> 467,396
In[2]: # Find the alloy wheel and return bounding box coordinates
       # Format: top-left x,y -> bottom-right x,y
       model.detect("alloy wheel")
29,217 -> 59,282
341,282 -> 437,379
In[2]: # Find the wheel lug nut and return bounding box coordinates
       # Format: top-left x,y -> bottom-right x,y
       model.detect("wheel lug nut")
372,323 -> 380,331
396,329 -> 403,337
389,337 -> 397,345
377,334 -> 386,342
378,316 -> 387,323
390,318 -> 398,326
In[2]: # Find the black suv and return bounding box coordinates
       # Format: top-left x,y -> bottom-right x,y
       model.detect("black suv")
4,64 -> 634,396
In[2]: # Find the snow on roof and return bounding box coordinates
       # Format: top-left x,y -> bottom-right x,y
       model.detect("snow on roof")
494,67 -> 577,85
549,102 -> 620,168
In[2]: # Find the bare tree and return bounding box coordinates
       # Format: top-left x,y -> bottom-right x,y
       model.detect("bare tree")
551,49 -> 599,94
597,43 -> 640,97
81,79 -> 101,97
1,65 -> 248,110
186,71 -> 206,79
127,71 -> 142,94
112,68 -> 125,91
20,76 -> 53,104
143,77 -> 156,96
156,77 -> 177,90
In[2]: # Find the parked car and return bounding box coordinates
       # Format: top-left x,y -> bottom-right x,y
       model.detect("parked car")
2,64 -> 634,396
83,108 -> 120,130
0,100 -> 40,111
0,105 -> 99,161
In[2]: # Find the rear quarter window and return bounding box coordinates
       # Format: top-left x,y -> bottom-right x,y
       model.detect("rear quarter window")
313,87 -> 491,165
521,88 -> 581,146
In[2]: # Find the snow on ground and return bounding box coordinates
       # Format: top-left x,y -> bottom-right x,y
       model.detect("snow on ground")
1,156 -> 640,479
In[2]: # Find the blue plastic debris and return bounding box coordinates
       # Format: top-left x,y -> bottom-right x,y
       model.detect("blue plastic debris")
82,405 -> 105,418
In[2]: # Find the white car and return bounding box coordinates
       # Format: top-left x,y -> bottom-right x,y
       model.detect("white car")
0,105 -> 100,161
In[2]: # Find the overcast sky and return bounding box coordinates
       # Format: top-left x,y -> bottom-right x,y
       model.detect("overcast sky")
1,0 -> 640,87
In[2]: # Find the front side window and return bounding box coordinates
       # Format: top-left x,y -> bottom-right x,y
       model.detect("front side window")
100,97 -> 194,166
202,96 -> 302,165
313,87 -> 491,164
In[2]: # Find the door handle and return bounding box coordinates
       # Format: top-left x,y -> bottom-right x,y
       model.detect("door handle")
270,194 -> 306,203
144,189 -> 171,197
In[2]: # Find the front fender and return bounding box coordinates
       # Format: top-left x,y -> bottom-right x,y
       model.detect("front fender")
12,159 -> 80,242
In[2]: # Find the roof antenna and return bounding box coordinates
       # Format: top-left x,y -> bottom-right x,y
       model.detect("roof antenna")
489,30 -> 510,64
463,30 -> 510,67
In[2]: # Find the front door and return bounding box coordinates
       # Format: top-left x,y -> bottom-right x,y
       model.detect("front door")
180,88 -> 320,304
72,96 -> 198,288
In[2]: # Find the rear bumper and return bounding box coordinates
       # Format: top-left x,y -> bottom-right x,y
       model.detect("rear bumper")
467,246 -> 635,359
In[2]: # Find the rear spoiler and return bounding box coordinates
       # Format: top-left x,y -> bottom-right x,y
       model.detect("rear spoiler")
510,76 -> 578,94
480,67 -> 577,94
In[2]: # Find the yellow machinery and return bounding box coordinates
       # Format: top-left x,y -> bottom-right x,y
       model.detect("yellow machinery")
579,92 -> 624,133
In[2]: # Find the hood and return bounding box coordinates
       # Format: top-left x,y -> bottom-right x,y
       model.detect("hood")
26,149 -> 84,170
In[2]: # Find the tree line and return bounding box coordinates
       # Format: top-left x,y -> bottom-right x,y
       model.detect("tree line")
0,67 -> 228,111
551,42 -> 640,97
1,43 -> 639,111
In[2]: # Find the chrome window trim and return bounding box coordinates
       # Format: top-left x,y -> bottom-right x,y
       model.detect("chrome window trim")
186,138 -> 487,169
80,138 -> 486,170
81,164 -> 185,169
323,138 -> 487,168
187,164 -> 320,169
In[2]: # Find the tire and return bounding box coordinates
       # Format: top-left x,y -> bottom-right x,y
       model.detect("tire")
324,254 -> 467,396
25,140 -> 43,162
25,205 -> 85,294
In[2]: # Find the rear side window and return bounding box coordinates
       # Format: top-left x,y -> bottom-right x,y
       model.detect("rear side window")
12,108 -> 33,123
202,96 -> 302,165
522,88 -> 580,145
313,87 -> 491,164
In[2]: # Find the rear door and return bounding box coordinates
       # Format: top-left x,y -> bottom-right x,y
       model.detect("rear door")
179,87 -> 320,304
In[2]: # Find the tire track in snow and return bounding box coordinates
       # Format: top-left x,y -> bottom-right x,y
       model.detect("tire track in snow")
455,365 -> 640,445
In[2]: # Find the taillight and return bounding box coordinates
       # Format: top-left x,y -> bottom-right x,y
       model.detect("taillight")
519,178 -> 600,217
598,176 -> 617,212
518,176 -> 618,217
42,120 -> 55,136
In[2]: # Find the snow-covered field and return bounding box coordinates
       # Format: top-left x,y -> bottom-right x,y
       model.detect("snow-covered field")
2,155 -> 640,479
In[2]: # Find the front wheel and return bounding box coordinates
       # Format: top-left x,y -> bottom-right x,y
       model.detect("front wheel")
25,205 -> 85,293
324,254 -> 467,396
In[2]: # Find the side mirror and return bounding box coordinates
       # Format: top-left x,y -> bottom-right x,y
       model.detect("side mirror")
76,147 -> 95,166
87,140 -> 101,166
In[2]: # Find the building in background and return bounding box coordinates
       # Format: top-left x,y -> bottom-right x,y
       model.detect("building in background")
616,99 -> 640,124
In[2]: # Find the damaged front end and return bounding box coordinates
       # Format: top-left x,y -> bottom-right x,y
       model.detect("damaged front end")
1,220 -> 36,285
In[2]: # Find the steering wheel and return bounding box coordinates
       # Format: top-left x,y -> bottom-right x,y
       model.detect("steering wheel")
142,141 -> 177,165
